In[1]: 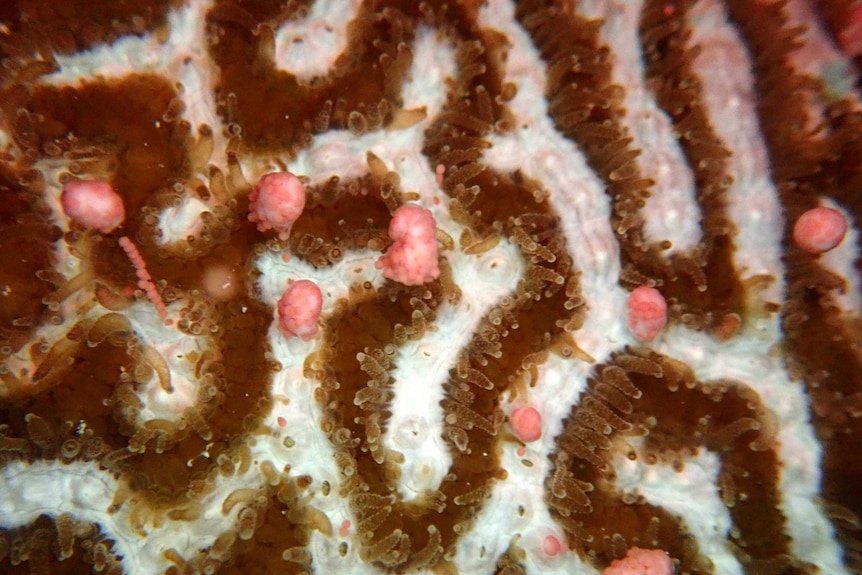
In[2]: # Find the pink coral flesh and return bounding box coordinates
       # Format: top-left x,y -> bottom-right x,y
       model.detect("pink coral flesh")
602,547 -> 674,575
60,179 -> 125,233
376,204 -> 440,286
793,207 -> 848,254
510,406 -> 542,443
278,279 -> 323,341
248,171 -> 306,240
627,286 -> 667,343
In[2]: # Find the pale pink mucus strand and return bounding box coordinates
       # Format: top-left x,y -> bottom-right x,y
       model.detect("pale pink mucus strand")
61,179 -> 126,233
248,171 -> 307,240
277,279 -> 323,341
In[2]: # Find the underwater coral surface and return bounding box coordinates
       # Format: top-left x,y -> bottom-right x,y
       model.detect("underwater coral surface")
0,0 -> 860,574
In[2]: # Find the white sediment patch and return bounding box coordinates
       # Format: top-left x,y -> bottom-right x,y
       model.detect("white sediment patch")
669,12 -> 849,569
659,325 -> 848,575
1,449 -> 361,575
480,0 -> 631,365
462,1 -> 623,571
44,0 -> 211,88
0,459 -> 260,575
685,11 -> 852,569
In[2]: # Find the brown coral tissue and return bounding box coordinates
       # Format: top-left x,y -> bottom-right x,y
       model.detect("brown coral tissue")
1,0 -> 861,574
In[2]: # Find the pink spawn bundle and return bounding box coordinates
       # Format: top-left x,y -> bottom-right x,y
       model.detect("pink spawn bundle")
601,547 -> 675,575
510,405 -> 543,443
376,204 -> 440,286
626,286 -> 668,343
60,179 -> 125,233
248,171 -> 307,240
278,280 -> 323,341
792,206 -> 848,254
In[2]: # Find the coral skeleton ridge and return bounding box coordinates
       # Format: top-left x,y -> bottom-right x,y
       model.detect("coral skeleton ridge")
0,0 -> 861,575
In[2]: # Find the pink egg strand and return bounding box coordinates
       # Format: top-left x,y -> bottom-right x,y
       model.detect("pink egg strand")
118,236 -> 169,319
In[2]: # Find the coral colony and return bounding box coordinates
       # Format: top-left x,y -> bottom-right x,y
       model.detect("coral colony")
2,0 -> 862,574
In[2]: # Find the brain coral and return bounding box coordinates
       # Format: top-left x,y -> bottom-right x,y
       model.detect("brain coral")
0,0 -> 860,574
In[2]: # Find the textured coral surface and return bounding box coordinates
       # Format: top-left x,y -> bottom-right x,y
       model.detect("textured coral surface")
0,0 -> 861,574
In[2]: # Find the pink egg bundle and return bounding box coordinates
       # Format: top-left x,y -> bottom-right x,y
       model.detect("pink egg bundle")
510,405 -> 542,443
601,547 -> 674,575
277,279 -> 323,341
376,204 -> 440,286
626,286 -> 668,343
60,179 -> 125,233
248,171 -> 307,240
793,206 -> 848,254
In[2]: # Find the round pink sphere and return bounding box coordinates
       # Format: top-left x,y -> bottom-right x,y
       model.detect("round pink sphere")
510,406 -> 542,443
793,206 -> 848,254
542,534 -> 564,556
248,171 -> 306,240
278,279 -> 323,341
626,286 -> 667,343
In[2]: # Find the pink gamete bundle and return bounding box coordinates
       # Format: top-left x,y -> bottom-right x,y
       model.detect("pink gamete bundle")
277,279 -> 323,341
510,405 -> 543,443
376,204 -> 441,286
793,206 -> 848,254
60,179 -> 125,233
626,286 -> 668,343
248,171 -> 307,240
